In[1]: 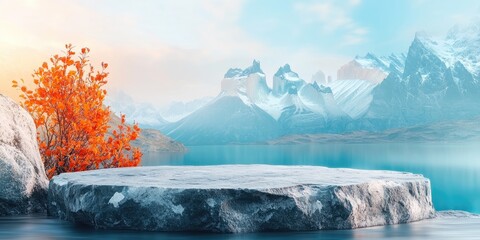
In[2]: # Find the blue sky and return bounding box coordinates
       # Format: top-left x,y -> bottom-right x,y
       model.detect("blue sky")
1,0 -> 479,106
238,0 -> 480,55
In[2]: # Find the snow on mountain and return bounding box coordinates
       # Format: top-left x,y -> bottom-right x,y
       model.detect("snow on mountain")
328,79 -> 377,119
270,64 -> 309,118
414,22 -> 480,77
277,86 -> 350,134
163,61 -> 352,144
416,26 -> 480,94
264,64 -> 349,134
105,90 -> 167,129
403,32 -> 480,98
337,53 -> 406,84
272,64 -> 306,96
328,53 -> 407,120
365,22 -> 480,130
162,96 -> 279,145
162,61 -> 280,145
270,64 -> 345,119
446,23 -> 480,76
302,82 -> 345,116
157,21 -> 480,144
221,60 -> 271,105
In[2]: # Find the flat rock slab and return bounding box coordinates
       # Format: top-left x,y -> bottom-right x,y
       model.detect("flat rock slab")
48,165 -> 435,233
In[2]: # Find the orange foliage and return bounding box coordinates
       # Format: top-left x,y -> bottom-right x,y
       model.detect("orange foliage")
13,44 -> 142,179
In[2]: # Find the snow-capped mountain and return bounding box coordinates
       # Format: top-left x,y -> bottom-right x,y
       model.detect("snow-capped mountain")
365,23 -> 480,129
337,53 -> 406,84
118,21 -> 480,145
403,31 -> 480,98
221,60 -> 271,105
327,53 -> 407,120
328,79 -> 377,120
162,96 -> 279,145
272,65 -> 349,134
273,64 -> 306,96
163,61 -> 352,144
162,61 -> 280,145
105,90 -> 168,129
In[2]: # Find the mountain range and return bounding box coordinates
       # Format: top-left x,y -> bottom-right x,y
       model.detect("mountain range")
105,90 -> 168,129
109,22 -> 480,145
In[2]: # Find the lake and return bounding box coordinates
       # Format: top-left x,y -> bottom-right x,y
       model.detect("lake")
2,142 -> 480,239
143,142 -> 480,213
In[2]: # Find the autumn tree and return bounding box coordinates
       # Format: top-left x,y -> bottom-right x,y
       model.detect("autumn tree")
13,44 -> 142,179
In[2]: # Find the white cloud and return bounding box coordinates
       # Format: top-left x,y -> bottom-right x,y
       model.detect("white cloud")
294,0 -> 367,45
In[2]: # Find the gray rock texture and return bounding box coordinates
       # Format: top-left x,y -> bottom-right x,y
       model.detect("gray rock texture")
48,165 -> 434,233
0,94 -> 48,216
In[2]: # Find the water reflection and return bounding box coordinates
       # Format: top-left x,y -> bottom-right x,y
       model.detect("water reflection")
1,214 -> 479,240
142,143 -> 480,213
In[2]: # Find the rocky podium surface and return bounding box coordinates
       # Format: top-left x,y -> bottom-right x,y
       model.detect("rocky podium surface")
0,94 -> 48,216
48,165 -> 434,233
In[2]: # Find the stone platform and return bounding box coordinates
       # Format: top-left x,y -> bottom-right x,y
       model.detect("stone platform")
48,165 -> 434,233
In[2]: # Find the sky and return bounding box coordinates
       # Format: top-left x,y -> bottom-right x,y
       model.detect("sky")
1,0 -> 479,107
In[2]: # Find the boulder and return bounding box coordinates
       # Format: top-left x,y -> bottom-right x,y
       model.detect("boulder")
48,165 -> 434,233
0,94 -> 48,215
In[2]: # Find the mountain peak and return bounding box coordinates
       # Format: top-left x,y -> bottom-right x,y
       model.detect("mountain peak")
364,52 -> 377,59
224,68 -> 243,78
413,31 -> 430,42
224,60 -> 264,78
274,64 -> 296,77
242,59 -> 264,76
273,64 -> 305,96
311,81 -> 333,94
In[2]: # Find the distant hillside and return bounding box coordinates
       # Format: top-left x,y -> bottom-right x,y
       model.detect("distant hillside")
266,117 -> 480,145
109,113 -> 186,153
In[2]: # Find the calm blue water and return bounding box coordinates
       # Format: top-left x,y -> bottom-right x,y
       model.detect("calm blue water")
2,142 -> 480,239
143,142 -> 480,213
